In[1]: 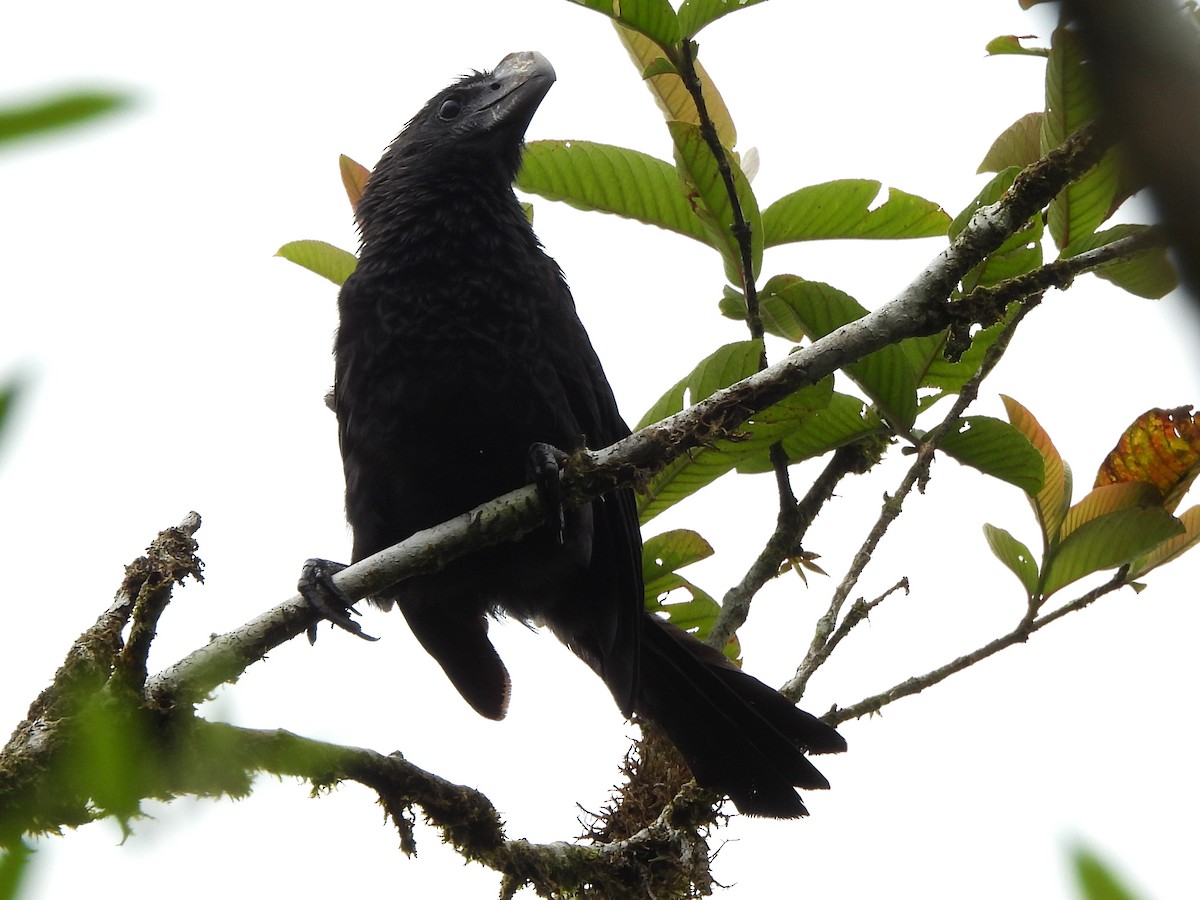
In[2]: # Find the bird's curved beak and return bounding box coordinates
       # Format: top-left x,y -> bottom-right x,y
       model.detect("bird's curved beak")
485,51 -> 556,133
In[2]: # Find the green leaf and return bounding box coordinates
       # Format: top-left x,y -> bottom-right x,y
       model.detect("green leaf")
0,843 -> 31,900
978,112 -> 1044,173
0,90 -> 129,144
668,120 -> 762,283
1043,26 -> 1120,247
1063,224 -> 1178,299
736,391 -> 884,473
677,0 -> 768,38
635,343 -> 837,520
763,277 -> 918,427
1071,847 -> 1142,900
982,524 -> 1040,597
937,416 -> 1045,494
567,0 -> 681,46
762,180 -> 949,246
1060,481 -> 1163,542
641,57 -> 676,77
635,340 -> 762,431
517,140 -> 708,242
642,529 -> 714,595
638,383 -> 837,523
0,380 -> 18,444
638,338 -> 758,520
275,240 -> 357,286
1041,506 -> 1184,597
985,35 -> 1049,56
903,313 -> 1015,402
951,168 -> 1044,291
643,530 -> 739,659
717,284 -> 747,321
1128,504 -> 1200,578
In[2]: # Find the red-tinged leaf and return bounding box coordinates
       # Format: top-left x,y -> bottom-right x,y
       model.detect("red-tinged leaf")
1060,481 -> 1164,542
1041,506 -> 1184,597
1002,396 -> 1072,548
983,523 -> 1039,598
1095,406 -> 1200,512
1128,505 -> 1200,578
276,239 -> 357,286
339,154 -> 370,210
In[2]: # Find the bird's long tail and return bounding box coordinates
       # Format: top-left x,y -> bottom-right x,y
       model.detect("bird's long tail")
633,614 -> 846,817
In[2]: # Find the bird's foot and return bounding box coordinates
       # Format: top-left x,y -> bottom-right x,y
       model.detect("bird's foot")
297,558 -> 379,644
527,441 -> 570,543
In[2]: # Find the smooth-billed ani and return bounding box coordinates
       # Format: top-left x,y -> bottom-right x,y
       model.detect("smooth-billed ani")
304,51 -> 846,817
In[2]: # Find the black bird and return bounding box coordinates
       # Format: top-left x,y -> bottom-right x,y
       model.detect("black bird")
306,51 -> 846,817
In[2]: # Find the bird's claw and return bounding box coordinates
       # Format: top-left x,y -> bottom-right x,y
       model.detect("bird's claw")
298,557 -> 379,643
527,441 -> 569,543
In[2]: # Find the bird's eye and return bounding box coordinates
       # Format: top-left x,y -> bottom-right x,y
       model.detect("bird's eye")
438,98 -> 462,121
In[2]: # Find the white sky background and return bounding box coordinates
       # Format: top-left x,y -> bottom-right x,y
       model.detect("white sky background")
2,0 -> 1198,897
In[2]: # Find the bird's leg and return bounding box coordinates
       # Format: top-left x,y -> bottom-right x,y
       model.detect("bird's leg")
527,441 -> 570,543
297,558 -> 379,643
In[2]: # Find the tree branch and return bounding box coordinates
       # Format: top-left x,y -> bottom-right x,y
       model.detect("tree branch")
706,442 -> 880,650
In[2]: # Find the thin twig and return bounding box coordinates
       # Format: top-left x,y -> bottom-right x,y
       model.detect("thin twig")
673,40 -> 804,603
674,39 -> 761,339
826,572 -> 1128,725
803,578 -> 910,680
707,443 -> 878,649
783,298 -> 1039,702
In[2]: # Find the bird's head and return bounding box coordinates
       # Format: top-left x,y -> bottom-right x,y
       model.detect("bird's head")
383,51 -> 556,182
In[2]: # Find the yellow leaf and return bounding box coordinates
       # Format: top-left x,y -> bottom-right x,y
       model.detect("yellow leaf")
616,24 -> 737,149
